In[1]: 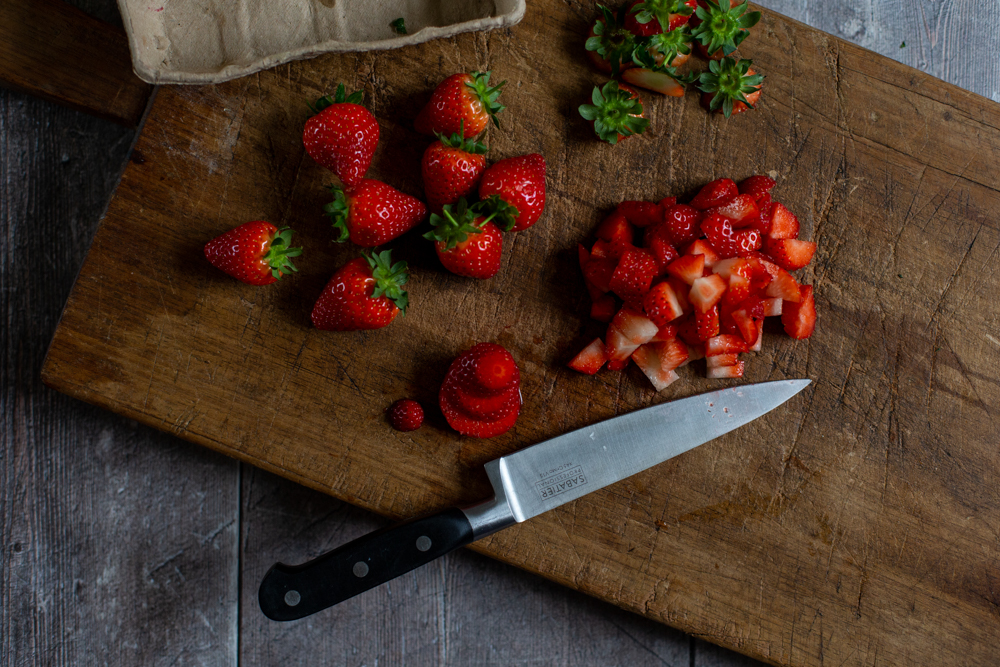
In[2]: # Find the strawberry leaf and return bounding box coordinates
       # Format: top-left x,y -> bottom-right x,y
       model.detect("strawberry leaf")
691,0 -> 761,56
586,4 -> 638,78
475,194 -> 520,232
465,71 -> 507,130
696,57 -> 763,118
263,227 -> 303,279
309,83 -> 365,115
423,198 -> 486,249
365,249 -> 410,314
434,120 -> 489,154
323,186 -> 352,243
631,0 -> 695,31
578,81 -> 650,144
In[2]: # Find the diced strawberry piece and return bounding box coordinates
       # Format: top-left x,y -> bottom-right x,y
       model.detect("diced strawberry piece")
763,266 -> 801,302
702,213 -> 762,259
666,276 -> 692,313
609,248 -> 658,303
708,194 -> 760,227
621,67 -> 687,97
690,178 -> 738,210
763,297 -> 782,317
606,326 -> 640,363
585,279 -> 604,302
596,211 -> 635,258
706,352 -> 739,368
782,284 -> 816,339
712,257 -> 751,280
769,203 -> 800,239
764,238 -> 817,271
737,295 -> 766,319
750,322 -> 764,351
707,360 -> 745,379
689,274 -> 727,313
630,345 -> 681,391
705,334 -> 748,356
611,305 -> 660,345
643,225 -> 679,272
650,322 -> 678,343
657,337 -> 689,370
578,243 -> 590,270
659,204 -> 702,247
723,272 -> 751,306
643,281 -> 685,326
731,308 -> 757,344
745,256 -> 773,293
685,342 -> 705,362
590,293 -> 617,322
694,305 -> 720,341
590,239 -> 611,259
583,256 -> 617,293
738,175 -> 776,199
684,239 -> 720,267
568,338 -> 608,375
658,196 -> 677,208
616,200 -> 662,227
607,356 -> 629,371
666,254 -> 704,285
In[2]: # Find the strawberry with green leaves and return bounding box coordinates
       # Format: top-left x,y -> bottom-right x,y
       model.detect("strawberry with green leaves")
414,71 -> 506,138
204,221 -> 301,286
690,0 -> 761,58
324,179 -> 428,247
424,198 -> 512,279
422,126 -> 488,215
477,153 -> 547,232
302,84 -> 378,188
579,81 -> 650,144
628,0 -> 698,33
697,57 -> 763,117
626,29 -> 697,96
586,4 -> 639,77
311,250 -> 409,331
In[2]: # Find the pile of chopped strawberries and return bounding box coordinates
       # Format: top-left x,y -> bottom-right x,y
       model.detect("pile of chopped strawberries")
569,175 -> 817,389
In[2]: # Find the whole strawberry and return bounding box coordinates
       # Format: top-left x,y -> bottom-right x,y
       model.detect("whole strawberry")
477,154 -> 547,232
324,179 -> 428,247
414,71 -> 506,138
204,221 -> 302,286
311,250 -> 409,331
423,198 -> 511,279
302,84 -> 379,188
422,126 -> 488,215
388,399 -> 424,431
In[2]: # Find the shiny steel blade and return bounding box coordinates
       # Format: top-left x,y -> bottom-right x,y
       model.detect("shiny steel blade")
493,379 -> 810,522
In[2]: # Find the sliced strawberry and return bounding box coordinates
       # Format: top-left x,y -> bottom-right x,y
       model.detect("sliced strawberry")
686,341 -> 706,362
736,295 -> 766,319
440,390 -> 521,437
684,239 -> 720,267
756,258 -> 801,302
585,279 -> 605,302
750,322 -> 764,351
583,256 -> 617,293
723,272 -> 751,306
707,361 -> 745,379
631,345 -> 681,391
651,322 -> 678,342
705,334 -> 748,356
621,67 -> 687,97
616,200 -> 663,227
659,203 -> 702,246
701,213 -> 761,259
768,203 -> 800,239
666,253 -> 705,285
680,305 -> 720,342
643,224 -> 680,272
731,308 -> 757,344
689,274 -> 727,313
782,284 -> 816,339
666,276 -> 692,313
596,211 -> 636,258
762,297 -> 782,317
591,293 -> 617,322
611,305 -> 660,344
590,239 -> 611,259
706,352 -> 739,368
690,178 -> 738,210
609,248 -> 659,303
643,281 -> 685,326
746,255 -> 774,293
568,338 -> 609,375
708,194 -> 760,227
607,356 -> 630,371
658,337 -> 689,370
764,237 -> 816,271
658,196 -> 677,208
446,384 -> 520,421
712,257 -> 750,280
738,175 -> 776,200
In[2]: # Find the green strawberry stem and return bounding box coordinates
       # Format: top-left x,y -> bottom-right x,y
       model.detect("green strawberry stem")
308,83 -> 365,115
632,26 -> 698,84
435,120 -> 488,155
365,249 -> 409,314
423,198 -> 501,249
632,0 -> 695,31
578,81 -> 650,145
478,194 -> 520,232
323,186 -> 352,243
696,57 -> 763,118
585,4 -> 637,78
264,228 -> 303,279
465,72 -> 507,129
690,0 -> 761,56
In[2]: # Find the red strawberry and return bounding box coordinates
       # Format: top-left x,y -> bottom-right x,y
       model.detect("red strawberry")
585,5 -> 639,76
707,360 -> 744,379
325,180 -> 428,247
628,0 -> 699,33
666,253 -> 705,285
738,175 -> 776,200
685,238 -> 721,267
621,66 -> 688,97
303,84 -> 379,188
768,202 -> 801,239
616,200 -> 662,227
421,128 -> 488,214
440,343 -> 521,438
591,293 -> 618,322
596,211 -> 636,259
643,224 -> 680,271
708,193 -> 760,226
706,352 -> 739,368
705,334 -> 748,356
478,154 -> 547,231
680,305 -> 719,342
424,198 -> 508,279
311,251 -> 409,331
690,178 -> 738,209
607,306 -> 660,362
689,274 -> 727,312
698,59 -> 763,117
631,344 -> 680,391
782,284 -> 816,339
583,255 -> 618,293
609,247 -> 659,304
204,221 -> 301,286
569,338 -> 609,375
388,399 -> 424,431
643,281 -> 685,326
701,212 -> 762,258
658,203 -> 702,246
763,237 -> 816,270
415,71 -> 506,138
624,0 -> 663,36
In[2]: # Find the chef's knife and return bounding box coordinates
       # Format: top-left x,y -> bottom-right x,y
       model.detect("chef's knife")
259,379 -> 810,620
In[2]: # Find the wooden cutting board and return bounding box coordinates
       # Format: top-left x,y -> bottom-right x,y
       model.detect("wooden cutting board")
41,1 -> 1000,664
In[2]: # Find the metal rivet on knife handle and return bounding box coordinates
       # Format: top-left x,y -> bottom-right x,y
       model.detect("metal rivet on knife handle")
283,590 -> 301,607
416,536 -> 432,552
352,561 -> 369,578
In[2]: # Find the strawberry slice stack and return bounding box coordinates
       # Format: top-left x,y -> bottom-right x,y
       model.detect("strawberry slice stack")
440,343 -> 522,437
569,175 -> 817,389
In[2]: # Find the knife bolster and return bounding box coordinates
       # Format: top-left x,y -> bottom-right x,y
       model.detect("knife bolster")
461,459 -> 518,539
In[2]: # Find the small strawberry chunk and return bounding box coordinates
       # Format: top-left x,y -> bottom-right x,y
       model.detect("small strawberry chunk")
684,239 -> 721,267
609,248 -> 658,303
651,322 -> 678,342
711,257 -> 751,280
659,204 -> 702,247
706,353 -> 739,368
631,344 -> 681,391
611,306 -> 660,344
707,361 -> 745,379
607,356 -> 630,371
708,194 -> 760,227
701,213 -> 761,259
750,322 -> 764,351
764,238 -> 817,271
590,293 -> 617,322
643,281 -> 685,326
596,212 -> 635,258
768,203 -> 800,239
723,272 -> 751,306
781,284 -> 816,339
616,200 -> 663,227
658,196 -> 677,208
731,308 -> 758,344
666,254 -> 705,285
763,297 -> 782,317
666,276 -> 692,313
643,225 -> 680,272
590,239 -> 611,259
388,399 -> 424,431
690,178 -> 738,210
738,175 -> 776,199
689,274 -> 727,313
583,256 -> 617,294
657,337 -> 689,370
756,258 -> 801,302
705,334 -> 748,356
569,338 -> 609,375
694,306 -> 720,341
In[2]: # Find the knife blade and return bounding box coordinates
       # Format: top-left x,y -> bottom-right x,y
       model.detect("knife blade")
258,379 -> 810,620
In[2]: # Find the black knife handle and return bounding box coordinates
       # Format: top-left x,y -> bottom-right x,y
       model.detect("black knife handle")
258,507 -> 475,621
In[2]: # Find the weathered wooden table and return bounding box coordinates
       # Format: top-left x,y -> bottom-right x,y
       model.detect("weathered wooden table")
3,1 -> 997,665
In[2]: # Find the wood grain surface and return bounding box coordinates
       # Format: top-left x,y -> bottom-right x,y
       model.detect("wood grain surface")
6,1 -> 1000,667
